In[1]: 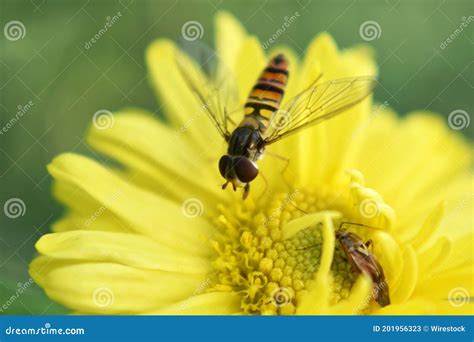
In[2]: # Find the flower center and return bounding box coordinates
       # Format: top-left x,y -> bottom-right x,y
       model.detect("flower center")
209,189 -> 358,315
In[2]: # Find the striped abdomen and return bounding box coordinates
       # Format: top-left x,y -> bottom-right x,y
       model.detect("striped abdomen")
241,54 -> 289,132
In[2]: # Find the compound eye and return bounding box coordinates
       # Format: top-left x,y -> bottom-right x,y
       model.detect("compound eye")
218,155 -> 231,179
233,157 -> 259,183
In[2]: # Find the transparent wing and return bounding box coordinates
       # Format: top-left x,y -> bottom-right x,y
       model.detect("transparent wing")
175,40 -> 240,140
264,76 -> 377,144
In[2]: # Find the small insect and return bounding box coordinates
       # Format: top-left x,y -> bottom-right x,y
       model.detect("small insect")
178,51 -> 376,199
336,222 -> 390,307
295,221 -> 390,307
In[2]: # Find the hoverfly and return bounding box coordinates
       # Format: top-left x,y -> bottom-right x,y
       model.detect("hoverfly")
336,222 -> 390,307
177,49 -> 376,199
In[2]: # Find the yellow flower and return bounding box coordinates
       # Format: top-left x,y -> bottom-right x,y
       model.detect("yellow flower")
30,12 -> 473,315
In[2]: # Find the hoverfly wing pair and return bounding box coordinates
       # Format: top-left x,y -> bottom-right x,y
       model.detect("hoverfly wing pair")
264,76 -> 377,143
175,41 -> 377,197
175,41 -> 239,140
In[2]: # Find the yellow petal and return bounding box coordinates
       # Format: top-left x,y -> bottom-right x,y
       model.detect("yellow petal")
30,257 -> 207,314
145,292 -> 241,315
428,302 -> 474,315
437,233 -> 474,271
416,236 -> 452,282
280,211 -> 341,240
391,246 -> 418,304
351,107 -> 399,189
341,44 -> 377,77
52,211 -> 130,233
409,201 -> 446,249
348,170 -> 395,229
235,37 -> 266,104
292,33 -> 333,185
374,298 -> 436,315
87,110 -> 227,204
437,177 -> 474,240
414,266 -> 473,300
356,113 -> 471,235
328,275 -> 372,315
295,33 -> 377,186
215,11 -> 247,75
48,153 -> 214,257
391,114 -> 470,205
368,230 -> 403,288
146,39 -> 222,152
35,231 -> 211,274
296,214 -> 335,314
374,298 -> 473,315
301,33 -> 339,80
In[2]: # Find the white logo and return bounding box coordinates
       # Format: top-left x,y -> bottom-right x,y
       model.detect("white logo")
448,110 -> 470,130
181,21 -> 204,41
270,110 -> 291,130
92,109 -> 115,130
181,198 -> 204,218
4,21 -> 26,41
3,198 -> 26,218
359,21 -> 382,41
270,287 -> 293,307
92,287 -> 114,307
448,287 -> 469,307
359,198 -> 380,219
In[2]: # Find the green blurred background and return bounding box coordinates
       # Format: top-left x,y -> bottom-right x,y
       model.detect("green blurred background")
0,0 -> 472,315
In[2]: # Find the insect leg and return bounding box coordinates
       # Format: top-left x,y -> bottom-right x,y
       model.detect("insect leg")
265,150 -> 293,190
338,221 -> 383,231
255,171 -> 269,202
242,183 -> 250,200
224,107 -> 237,126
288,200 -> 307,214
265,150 -> 291,174
295,244 -> 319,251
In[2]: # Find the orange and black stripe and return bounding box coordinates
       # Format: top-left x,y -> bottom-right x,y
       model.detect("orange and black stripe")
241,54 -> 289,131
